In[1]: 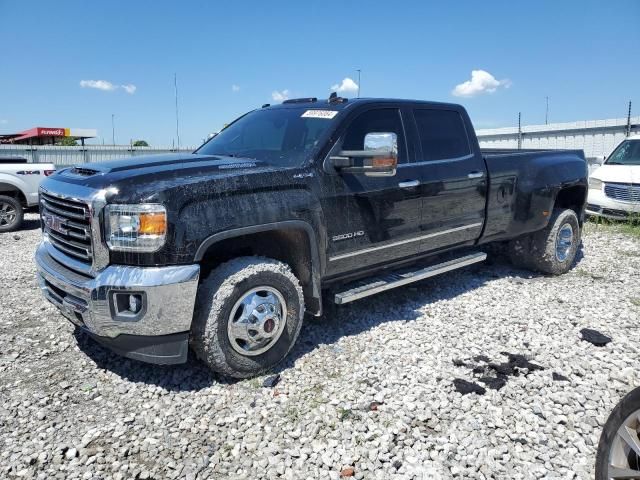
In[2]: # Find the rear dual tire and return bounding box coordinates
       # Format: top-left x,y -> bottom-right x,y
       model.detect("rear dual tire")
508,208 -> 580,275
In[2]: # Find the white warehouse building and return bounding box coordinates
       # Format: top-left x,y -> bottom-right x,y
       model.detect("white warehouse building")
476,116 -> 640,160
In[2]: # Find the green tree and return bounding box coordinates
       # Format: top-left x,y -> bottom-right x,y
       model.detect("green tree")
133,140 -> 149,147
57,137 -> 77,146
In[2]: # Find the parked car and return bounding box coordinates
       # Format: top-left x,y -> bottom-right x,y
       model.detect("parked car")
34,97 -> 588,378
587,136 -> 640,220
0,157 -> 56,232
595,387 -> 640,479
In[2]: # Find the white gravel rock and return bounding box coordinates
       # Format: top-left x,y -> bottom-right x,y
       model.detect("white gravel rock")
0,216 -> 639,479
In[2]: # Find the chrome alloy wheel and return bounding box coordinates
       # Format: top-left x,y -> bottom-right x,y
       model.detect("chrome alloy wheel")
607,409 -> 640,479
0,201 -> 17,228
227,286 -> 287,356
555,223 -> 574,261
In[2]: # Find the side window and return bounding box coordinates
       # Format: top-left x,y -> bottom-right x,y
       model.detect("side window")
341,108 -> 408,164
414,109 -> 471,161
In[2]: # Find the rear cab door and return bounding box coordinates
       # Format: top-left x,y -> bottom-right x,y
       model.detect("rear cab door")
408,104 -> 487,253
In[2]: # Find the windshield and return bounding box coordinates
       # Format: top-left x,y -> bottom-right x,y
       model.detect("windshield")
606,140 -> 640,166
196,108 -> 338,167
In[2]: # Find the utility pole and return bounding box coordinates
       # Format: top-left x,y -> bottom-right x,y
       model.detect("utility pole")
111,114 -> 115,146
626,101 -> 632,137
356,69 -> 361,98
545,96 -> 549,125
517,112 -> 522,150
174,73 -> 181,149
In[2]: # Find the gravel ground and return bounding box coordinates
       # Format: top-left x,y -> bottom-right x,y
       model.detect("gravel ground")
1,214 -> 640,480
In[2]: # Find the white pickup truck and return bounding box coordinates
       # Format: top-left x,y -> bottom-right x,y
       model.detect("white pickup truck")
0,157 -> 56,232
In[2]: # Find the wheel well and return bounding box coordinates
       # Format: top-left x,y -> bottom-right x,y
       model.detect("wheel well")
198,228 -> 320,314
0,184 -> 27,206
555,185 -> 587,222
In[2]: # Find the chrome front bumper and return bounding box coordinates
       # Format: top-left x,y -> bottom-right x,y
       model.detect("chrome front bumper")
35,242 -> 200,339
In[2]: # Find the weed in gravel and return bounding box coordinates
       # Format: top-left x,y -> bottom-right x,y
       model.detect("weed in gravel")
338,408 -> 355,421
585,217 -> 640,239
630,298 -> 640,307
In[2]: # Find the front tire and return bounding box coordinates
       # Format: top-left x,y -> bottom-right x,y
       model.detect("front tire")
508,208 -> 580,275
191,257 -> 304,378
0,195 -> 23,233
595,387 -> 640,480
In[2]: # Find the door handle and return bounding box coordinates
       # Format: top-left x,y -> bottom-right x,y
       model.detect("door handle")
468,171 -> 484,179
398,180 -> 420,189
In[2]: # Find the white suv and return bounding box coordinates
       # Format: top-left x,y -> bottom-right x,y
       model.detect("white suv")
587,136 -> 640,220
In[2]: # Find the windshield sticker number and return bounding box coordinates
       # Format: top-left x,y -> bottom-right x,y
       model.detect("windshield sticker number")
301,110 -> 338,119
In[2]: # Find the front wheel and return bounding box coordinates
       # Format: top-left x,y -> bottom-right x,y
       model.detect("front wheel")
595,387 -> 640,480
191,257 -> 304,378
508,208 -> 580,275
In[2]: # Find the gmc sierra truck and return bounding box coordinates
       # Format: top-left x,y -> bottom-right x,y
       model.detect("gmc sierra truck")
0,157 -> 56,232
35,97 -> 588,378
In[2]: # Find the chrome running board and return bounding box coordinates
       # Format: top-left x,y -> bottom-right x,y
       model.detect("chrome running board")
333,252 -> 487,305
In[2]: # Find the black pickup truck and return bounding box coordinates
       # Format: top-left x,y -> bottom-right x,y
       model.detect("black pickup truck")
35,97 -> 588,378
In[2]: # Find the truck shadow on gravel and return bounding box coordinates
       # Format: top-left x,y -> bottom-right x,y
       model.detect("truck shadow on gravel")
73,246 -> 584,391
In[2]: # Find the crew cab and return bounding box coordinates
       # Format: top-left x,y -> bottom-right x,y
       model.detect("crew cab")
35,97 -> 588,378
0,157 -> 56,232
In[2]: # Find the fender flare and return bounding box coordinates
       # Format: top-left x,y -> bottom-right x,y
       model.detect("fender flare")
0,175 -> 29,200
194,220 -> 322,301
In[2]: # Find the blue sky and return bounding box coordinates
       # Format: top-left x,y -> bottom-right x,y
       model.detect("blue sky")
1,0 -> 638,147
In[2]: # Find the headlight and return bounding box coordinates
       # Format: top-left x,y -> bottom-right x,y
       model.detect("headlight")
588,177 -> 603,190
105,204 -> 167,252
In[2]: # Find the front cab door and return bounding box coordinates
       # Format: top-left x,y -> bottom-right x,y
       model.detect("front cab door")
319,106 -> 425,277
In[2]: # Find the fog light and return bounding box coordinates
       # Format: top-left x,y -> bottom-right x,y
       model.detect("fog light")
111,291 -> 146,320
128,294 -> 142,313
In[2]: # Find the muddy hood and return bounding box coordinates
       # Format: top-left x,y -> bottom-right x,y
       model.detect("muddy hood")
61,153 -> 262,175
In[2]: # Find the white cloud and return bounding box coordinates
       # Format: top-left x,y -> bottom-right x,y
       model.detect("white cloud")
80,79 -> 116,91
272,89 -> 290,102
231,84 -> 240,92
330,77 -> 359,94
452,70 -> 511,98
80,79 -> 137,94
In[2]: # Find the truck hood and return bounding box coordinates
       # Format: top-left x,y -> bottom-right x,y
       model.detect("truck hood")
45,152 -> 298,204
60,153 -> 261,175
591,164 -> 640,184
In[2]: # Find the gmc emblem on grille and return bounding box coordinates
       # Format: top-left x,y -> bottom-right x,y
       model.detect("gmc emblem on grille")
43,212 -> 69,235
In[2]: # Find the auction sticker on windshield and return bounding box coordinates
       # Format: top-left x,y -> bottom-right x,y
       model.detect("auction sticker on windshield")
301,110 -> 338,119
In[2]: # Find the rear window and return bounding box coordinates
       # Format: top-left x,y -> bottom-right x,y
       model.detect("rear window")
413,109 -> 471,161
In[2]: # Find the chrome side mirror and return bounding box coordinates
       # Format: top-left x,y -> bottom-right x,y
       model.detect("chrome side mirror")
330,132 -> 398,177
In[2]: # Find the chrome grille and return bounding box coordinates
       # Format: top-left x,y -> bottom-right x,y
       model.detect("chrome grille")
40,191 -> 93,263
604,183 -> 640,203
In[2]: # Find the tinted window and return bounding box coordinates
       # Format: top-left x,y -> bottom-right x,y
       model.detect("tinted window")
414,109 -> 470,161
342,108 -> 407,164
197,108 -> 336,167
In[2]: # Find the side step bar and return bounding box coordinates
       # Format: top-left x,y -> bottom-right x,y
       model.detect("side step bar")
333,252 -> 487,305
